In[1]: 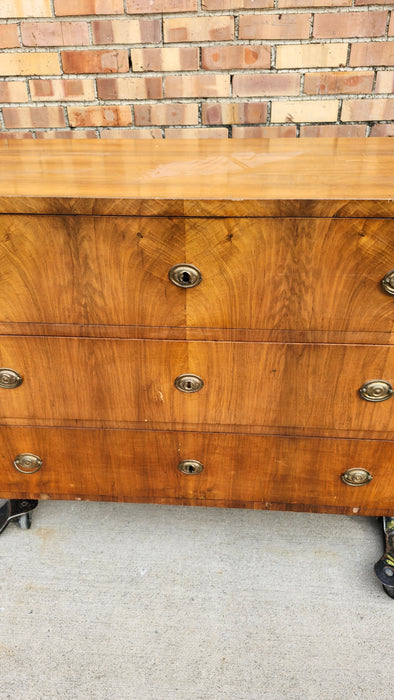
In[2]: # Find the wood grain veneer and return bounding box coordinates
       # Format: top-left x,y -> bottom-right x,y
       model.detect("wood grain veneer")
0,138 -> 393,515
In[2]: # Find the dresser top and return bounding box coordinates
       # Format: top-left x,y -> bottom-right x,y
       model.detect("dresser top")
0,137 -> 393,217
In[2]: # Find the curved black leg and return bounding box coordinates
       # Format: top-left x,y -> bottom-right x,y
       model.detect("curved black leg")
374,517 -> 394,598
0,499 -> 38,535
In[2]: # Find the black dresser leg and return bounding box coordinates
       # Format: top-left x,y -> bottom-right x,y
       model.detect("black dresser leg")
374,517 -> 394,599
0,499 -> 38,535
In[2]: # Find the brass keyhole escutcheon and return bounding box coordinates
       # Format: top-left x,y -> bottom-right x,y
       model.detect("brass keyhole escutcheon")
174,374 -> 204,393
168,264 -> 202,289
382,270 -> 394,296
359,380 -> 394,402
13,453 -> 43,474
177,460 -> 204,475
0,368 -> 23,389
341,468 -> 373,486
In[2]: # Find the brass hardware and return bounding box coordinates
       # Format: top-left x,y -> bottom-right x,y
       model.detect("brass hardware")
382,270 -> 394,296
0,368 -> 22,389
174,374 -> 204,393
169,264 -> 202,289
341,468 -> 373,486
177,460 -> 204,475
13,453 -> 43,474
359,380 -> 394,402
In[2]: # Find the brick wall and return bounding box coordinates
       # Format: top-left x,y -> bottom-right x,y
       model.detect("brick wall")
0,0 -> 393,139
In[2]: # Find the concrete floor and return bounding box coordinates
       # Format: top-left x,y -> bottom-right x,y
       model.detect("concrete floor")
0,500 -> 393,700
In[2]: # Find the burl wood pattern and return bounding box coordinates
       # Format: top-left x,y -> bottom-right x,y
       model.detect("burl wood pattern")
0,138 -> 393,514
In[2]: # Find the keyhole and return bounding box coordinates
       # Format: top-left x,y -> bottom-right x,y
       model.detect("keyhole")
185,381 -> 192,390
187,465 -> 196,473
181,271 -> 191,284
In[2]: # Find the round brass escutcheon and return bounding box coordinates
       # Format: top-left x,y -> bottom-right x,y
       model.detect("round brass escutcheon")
13,453 -> 43,474
168,264 -> 202,289
177,459 -> 204,475
0,368 -> 23,389
359,380 -> 394,402
174,374 -> 204,393
341,468 -> 373,486
382,270 -> 394,296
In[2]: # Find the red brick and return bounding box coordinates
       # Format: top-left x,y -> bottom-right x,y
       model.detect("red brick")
389,14 -> 394,36
300,124 -> 367,137
68,106 -> 133,127
233,74 -> 300,97
131,48 -> 198,72
21,22 -> 90,47
232,125 -> 297,138
313,11 -> 387,38
134,103 -> 198,126
164,16 -> 234,42
101,129 -> 163,139
127,0 -> 197,12
54,0 -> 124,15
165,75 -> 230,98
239,13 -> 310,40
375,71 -> 394,94
2,1 -> 51,17
304,71 -> 374,95
204,1 -> 274,8
30,78 -> 95,101
0,131 -> 34,139
202,102 -> 267,125
165,127 -> 228,139
0,24 -> 19,48
3,106 -> 66,128
36,130 -> 98,139
92,19 -> 160,45
202,46 -> 270,70
62,50 -> 129,74
341,98 -> 394,121
350,43 -> 394,67
97,77 -> 162,100
370,124 -> 394,136
0,81 -> 28,102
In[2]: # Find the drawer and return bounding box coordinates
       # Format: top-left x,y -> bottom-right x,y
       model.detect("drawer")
0,427 -> 393,515
2,336 -> 394,437
1,216 -> 393,334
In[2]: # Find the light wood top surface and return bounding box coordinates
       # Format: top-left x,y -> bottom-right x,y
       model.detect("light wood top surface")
0,138 -> 393,216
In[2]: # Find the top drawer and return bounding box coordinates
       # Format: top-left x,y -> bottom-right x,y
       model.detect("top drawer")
0,215 -> 393,334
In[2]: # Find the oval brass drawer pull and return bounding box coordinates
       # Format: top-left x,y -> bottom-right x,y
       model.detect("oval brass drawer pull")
341,468 -> 373,486
382,270 -> 394,296
177,460 -> 204,475
174,374 -> 204,393
0,368 -> 23,389
359,380 -> 393,402
13,453 -> 43,474
169,264 -> 202,288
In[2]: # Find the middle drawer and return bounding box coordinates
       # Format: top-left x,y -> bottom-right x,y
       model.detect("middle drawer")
1,336 -> 394,437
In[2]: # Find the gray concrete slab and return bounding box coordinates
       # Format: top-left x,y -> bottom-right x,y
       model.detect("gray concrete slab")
0,501 -> 393,699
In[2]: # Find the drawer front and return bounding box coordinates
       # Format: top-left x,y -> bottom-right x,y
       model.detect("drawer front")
0,427 -> 393,515
1,215 -> 393,334
0,215 -> 186,327
1,336 -> 394,436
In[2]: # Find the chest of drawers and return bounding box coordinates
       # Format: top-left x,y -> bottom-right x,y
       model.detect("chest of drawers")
0,138 -> 394,527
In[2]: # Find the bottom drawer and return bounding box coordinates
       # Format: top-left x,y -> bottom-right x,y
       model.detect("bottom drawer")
1,428 -> 393,516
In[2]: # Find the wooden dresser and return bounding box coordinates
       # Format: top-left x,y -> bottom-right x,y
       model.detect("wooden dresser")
0,138 -> 394,521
